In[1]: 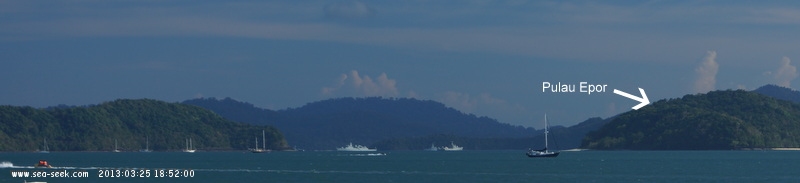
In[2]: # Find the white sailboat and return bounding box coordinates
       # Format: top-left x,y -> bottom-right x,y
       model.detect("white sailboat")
139,136 -> 152,152
113,139 -> 121,153
183,138 -> 196,153
250,130 -> 270,153
441,141 -> 463,151
526,114 -> 560,158
38,139 -> 49,153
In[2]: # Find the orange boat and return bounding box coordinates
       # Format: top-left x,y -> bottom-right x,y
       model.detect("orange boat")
34,160 -> 52,168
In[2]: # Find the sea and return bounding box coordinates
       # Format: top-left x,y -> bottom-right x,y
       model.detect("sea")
1,150 -> 798,183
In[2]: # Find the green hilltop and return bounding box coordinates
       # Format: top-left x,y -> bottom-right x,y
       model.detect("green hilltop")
582,89 -> 800,150
0,99 -> 288,151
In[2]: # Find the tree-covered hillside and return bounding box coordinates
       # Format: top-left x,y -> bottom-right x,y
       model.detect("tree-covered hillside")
582,90 -> 800,150
0,99 -> 288,151
185,97 -> 537,150
184,97 -> 613,150
753,84 -> 800,103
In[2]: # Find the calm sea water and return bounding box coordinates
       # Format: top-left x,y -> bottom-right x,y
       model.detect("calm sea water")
1,150 -> 798,183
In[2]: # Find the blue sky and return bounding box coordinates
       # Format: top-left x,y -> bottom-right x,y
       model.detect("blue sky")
2,0 -> 799,128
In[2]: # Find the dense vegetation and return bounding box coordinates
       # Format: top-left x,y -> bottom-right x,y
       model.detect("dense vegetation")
753,84 -> 800,103
0,99 -> 288,151
185,97 -> 539,150
185,97 -> 611,150
582,89 -> 800,150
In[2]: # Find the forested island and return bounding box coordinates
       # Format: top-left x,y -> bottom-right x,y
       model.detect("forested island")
0,99 -> 288,152
582,89 -> 800,150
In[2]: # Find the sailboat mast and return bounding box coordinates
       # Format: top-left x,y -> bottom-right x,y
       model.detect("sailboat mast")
262,130 -> 266,150
544,114 -> 549,150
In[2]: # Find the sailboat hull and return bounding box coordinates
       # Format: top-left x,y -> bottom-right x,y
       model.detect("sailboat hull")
526,151 -> 560,158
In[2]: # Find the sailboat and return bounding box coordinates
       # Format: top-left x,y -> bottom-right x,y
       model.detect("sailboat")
38,139 -> 50,153
139,136 -> 153,152
183,138 -> 196,153
250,130 -> 270,153
527,114 -> 560,158
113,139 -> 121,152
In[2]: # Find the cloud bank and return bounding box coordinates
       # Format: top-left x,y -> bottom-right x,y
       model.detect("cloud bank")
773,56 -> 798,88
693,51 -> 718,93
321,70 -> 399,97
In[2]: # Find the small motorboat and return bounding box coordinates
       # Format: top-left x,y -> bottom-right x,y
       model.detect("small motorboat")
34,160 -> 52,168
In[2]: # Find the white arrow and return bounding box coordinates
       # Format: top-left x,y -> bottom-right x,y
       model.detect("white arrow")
613,88 -> 650,110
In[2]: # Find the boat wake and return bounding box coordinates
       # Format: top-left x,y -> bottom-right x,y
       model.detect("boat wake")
345,153 -> 387,157
0,161 -> 13,168
0,161 -> 144,170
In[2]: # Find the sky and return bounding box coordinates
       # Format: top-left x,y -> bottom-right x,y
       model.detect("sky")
2,0 -> 800,128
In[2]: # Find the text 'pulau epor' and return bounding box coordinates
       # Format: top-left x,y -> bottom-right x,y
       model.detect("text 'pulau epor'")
542,82 -> 608,95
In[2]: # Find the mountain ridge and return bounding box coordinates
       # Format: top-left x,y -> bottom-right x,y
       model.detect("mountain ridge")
753,84 -> 800,103
184,97 -> 609,150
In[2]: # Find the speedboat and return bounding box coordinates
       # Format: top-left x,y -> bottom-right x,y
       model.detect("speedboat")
34,160 -> 52,168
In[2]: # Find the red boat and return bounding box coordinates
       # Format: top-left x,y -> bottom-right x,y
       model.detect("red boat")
34,160 -> 52,168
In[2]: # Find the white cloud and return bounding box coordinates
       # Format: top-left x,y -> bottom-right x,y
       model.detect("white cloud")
406,90 -> 419,99
321,73 -> 348,96
773,56 -> 798,88
441,91 -> 478,113
693,51 -> 718,93
321,70 -> 399,97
